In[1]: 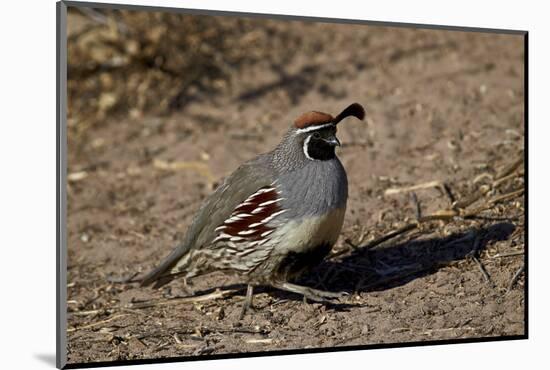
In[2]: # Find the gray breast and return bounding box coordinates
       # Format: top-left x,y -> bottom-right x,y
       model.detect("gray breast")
276,157 -> 348,219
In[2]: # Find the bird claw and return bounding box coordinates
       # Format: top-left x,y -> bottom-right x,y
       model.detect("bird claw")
272,281 -> 348,303
304,289 -> 348,302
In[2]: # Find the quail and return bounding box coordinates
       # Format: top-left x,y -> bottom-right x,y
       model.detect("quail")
141,102 -> 366,317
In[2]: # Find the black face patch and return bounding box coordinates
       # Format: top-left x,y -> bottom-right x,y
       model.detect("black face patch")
304,126 -> 339,161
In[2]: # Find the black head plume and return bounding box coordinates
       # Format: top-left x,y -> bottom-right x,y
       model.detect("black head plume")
293,102 -> 365,130
332,103 -> 366,125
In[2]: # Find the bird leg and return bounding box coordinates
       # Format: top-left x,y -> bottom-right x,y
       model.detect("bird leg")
238,284 -> 254,320
271,281 -> 348,303
181,277 -> 195,295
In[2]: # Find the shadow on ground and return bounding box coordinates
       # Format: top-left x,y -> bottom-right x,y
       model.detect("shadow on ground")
321,222 -> 515,293
195,222 -> 515,307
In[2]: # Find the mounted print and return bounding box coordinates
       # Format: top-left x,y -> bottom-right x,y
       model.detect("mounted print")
57,1 -> 527,368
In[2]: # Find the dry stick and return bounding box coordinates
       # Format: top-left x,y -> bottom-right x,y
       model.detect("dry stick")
471,256 -> 493,285
246,338 -> 274,344
452,186 -> 491,210
384,180 -> 441,196
488,189 -> 524,205
127,288 -> 240,309
361,223 -> 419,250
351,157 -> 523,291
421,209 -> 457,221
410,192 -> 422,220
465,234 -> 493,286
360,186 -> 525,252
69,308 -> 106,317
67,314 -> 129,332
69,289 -> 240,317
490,250 -> 524,259
442,183 -> 456,205
492,170 -> 524,188
507,265 -> 525,292
360,212 -> 456,251
436,189 -> 522,281
495,153 -> 524,180
423,326 -> 476,336
451,170 -> 524,209
473,173 -> 493,184
453,164 -> 523,211
344,238 -> 359,250
354,187 -> 524,277
461,188 -> 525,218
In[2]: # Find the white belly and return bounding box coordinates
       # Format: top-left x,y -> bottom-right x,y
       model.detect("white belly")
271,207 -> 346,255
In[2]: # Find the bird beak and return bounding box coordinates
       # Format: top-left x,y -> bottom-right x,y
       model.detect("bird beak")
324,136 -> 341,147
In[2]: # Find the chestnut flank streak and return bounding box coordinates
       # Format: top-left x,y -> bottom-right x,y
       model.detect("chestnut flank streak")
216,186 -> 283,241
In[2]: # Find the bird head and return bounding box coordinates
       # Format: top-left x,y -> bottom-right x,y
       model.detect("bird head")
291,103 -> 366,161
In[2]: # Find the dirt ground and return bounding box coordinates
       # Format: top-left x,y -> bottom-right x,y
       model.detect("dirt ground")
65,10 -> 525,365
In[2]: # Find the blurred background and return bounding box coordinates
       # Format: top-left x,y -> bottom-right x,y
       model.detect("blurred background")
67,8 -> 373,147
66,6 -> 525,364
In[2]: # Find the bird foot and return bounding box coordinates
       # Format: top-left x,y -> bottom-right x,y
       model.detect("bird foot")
272,281 -> 348,303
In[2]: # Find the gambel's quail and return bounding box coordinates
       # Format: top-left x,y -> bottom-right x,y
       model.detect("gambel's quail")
141,103 -> 365,317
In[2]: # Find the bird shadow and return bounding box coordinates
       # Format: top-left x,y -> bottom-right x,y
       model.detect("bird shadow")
191,222 -> 515,312
274,222 -> 515,308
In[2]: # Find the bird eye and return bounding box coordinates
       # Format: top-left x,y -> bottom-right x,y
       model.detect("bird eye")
312,132 -> 321,139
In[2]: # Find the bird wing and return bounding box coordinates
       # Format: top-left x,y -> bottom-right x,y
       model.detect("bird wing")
140,154 -> 275,287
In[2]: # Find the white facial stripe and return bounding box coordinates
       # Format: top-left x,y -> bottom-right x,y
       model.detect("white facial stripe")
303,134 -> 314,161
295,123 -> 334,134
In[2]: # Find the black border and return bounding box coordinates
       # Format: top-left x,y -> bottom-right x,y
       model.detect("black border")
523,32 -> 529,339
56,3 -> 61,366
57,1 -> 529,369
65,335 -> 526,369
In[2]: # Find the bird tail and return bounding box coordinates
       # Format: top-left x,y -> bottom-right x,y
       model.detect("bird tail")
142,273 -> 181,289
140,269 -> 179,289
140,244 -> 191,288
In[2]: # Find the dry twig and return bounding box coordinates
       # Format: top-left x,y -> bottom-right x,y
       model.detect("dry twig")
353,155 -> 524,265
507,265 -> 525,292
384,180 -> 441,196
495,152 -> 524,180
127,288 -> 240,310
442,183 -> 456,205
67,314 -> 129,332
471,256 -> 493,285
489,251 -> 524,259
69,288 -> 241,319
410,192 -> 422,220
